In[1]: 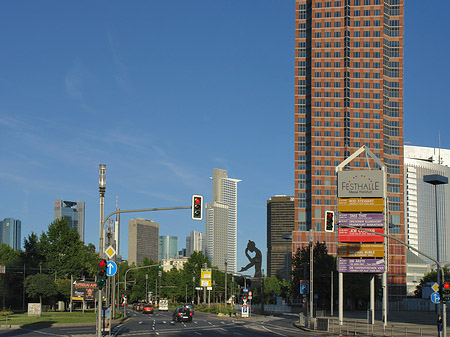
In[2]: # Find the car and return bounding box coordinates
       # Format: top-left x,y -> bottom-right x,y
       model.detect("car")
184,303 -> 194,314
138,302 -> 145,311
132,303 -> 139,310
172,307 -> 193,322
142,304 -> 154,314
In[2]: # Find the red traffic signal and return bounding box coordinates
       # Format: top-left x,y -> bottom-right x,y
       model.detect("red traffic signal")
324,211 -> 335,232
443,282 -> 450,303
97,258 -> 107,290
191,195 -> 203,220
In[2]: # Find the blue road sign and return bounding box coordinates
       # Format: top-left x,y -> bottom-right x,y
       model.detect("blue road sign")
300,280 -> 309,295
431,292 -> 440,304
106,261 -> 117,277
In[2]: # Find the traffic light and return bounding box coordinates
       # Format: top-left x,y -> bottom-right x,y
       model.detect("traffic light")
324,211 -> 335,232
97,258 -> 107,290
191,195 -> 203,220
442,282 -> 450,303
158,261 -> 162,269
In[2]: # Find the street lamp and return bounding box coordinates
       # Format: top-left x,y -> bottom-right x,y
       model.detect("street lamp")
424,174 -> 448,336
97,164 -> 106,337
282,234 -> 292,281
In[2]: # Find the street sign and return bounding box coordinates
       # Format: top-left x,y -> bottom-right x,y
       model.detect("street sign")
431,292 -> 441,304
105,245 -> 116,259
432,283 -> 440,293
106,261 -> 117,277
300,280 -> 309,294
243,288 -> 249,292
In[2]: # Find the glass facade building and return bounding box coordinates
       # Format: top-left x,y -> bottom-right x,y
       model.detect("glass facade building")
294,0 -> 405,299
159,235 -> 179,261
54,200 -> 85,242
0,218 -> 21,250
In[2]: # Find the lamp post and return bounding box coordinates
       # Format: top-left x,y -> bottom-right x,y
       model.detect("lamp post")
424,174 -> 448,335
97,164 -> 106,337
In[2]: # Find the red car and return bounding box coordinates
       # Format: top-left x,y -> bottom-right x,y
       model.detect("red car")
143,304 -> 154,314
138,303 -> 145,311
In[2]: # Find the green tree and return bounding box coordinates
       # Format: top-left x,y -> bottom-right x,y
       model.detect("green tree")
292,241 -> 336,308
414,269 -> 450,298
39,218 -> 95,279
0,243 -> 21,310
21,232 -> 45,270
25,273 -> 58,306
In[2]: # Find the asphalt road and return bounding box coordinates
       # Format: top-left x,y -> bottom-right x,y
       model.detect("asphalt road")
0,309 -> 319,337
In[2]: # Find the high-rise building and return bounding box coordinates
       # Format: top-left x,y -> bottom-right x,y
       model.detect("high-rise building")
404,145 -> 450,294
54,200 -> 85,242
187,230 -> 204,256
294,0 -> 405,299
0,218 -> 21,250
159,236 -> 178,261
267,196 -> 295,279
128,218 -> 159,266
205,168 -> 241,272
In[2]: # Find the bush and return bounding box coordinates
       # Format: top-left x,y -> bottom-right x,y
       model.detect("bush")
0,311 -> 13,316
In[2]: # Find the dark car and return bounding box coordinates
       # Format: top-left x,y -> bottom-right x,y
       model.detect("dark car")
172,307 -> 193,322
143,304 -> 154,314
184,303 -> 194,314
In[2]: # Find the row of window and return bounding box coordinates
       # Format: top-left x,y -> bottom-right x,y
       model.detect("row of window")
312,0 -> 382,8
311,61 -> 381,69
314,91 -> 381,99
309,51 -> 382,58
312,71 -> 381,78
310,82 -> 381,89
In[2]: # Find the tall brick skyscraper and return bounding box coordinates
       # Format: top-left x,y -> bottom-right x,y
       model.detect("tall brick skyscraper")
294,0 -> 405,299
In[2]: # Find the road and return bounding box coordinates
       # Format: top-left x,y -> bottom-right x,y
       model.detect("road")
0,308 -> 319,337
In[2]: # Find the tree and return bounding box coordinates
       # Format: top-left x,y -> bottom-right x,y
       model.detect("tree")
25,273 -> 58,306
39,218 -> 96,279
21,232 -> 45,270
414,269 -> 450,298
292,241 -> 336,308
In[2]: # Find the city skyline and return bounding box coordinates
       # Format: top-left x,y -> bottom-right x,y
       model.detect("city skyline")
0,1 -> 449,273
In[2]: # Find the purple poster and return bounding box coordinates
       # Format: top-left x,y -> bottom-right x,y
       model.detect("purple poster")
338,213 -> 384,227
338,258 -> 385,273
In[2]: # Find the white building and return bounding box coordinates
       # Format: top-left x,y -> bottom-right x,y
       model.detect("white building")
186,230 -> 204,256
205,168 -> 241,273
404,145 -> 450,294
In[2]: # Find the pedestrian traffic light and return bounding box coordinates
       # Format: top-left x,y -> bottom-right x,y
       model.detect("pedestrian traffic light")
97,258 -> 107,290
442,282 -> 450,303
324,211 -> 335,232
191,195 -> 203,220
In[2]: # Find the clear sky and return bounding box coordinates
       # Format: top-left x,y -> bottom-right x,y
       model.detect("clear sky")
1,1 -> 449,274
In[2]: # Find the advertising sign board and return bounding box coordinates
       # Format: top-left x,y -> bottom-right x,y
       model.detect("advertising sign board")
73,280 -> 97,301
338,228 -> 385,243
338,243 -> 385,258
337,170 -> 384,198
338,198 -> 384,212
338,213 -> 384,227
338,258 -> 385,273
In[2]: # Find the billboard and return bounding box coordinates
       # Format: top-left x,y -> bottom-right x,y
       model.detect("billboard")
338,213 -> 384,227
338,228 -> 384,243
338,258 -> 385,273
338,198 -> 384,212
73,281 -> 97,301
338,243 -> 385,258
337,170 -> 384,198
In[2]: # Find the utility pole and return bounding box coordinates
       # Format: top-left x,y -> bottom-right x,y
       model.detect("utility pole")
309,229 -> 314,319
97,164 -> 106,337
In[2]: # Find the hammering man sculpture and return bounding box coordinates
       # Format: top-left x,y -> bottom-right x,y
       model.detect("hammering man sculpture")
239,240 -> 262,300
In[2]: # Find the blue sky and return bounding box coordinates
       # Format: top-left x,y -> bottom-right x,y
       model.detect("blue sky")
1,1 -> 449,274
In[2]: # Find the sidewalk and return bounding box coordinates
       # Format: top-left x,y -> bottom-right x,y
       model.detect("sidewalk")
294,310 -> 445,336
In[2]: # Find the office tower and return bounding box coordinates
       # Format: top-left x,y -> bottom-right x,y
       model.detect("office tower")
128,218 -> 159,266
205,168 -> 241,272
404,145 -> 450,294
159,236 -> 178,261
267,196 -> 295,279
0,218 -> 21,250
54,200 -> 85,242
294,0 -> 405,298
187,230 -> 204,256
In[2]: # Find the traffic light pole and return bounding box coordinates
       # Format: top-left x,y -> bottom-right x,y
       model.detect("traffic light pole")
338,223 -> 447,337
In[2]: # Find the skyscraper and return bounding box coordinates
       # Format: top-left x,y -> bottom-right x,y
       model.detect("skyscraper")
205,168 -> 241,272
404,145 -> 450,293
128,218 -> 159,266
0,218 -> 21,250
54,200 -> 85,242
159,236 -> 178,261
294,0 -> 405,299
186,230 -> 204,257
267,196 -> 295,279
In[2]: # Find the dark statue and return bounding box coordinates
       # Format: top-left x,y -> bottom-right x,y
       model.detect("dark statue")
239,240 -> 262,296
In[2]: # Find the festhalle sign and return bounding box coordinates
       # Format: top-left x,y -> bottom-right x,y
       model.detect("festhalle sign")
337,170 -> 384,198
